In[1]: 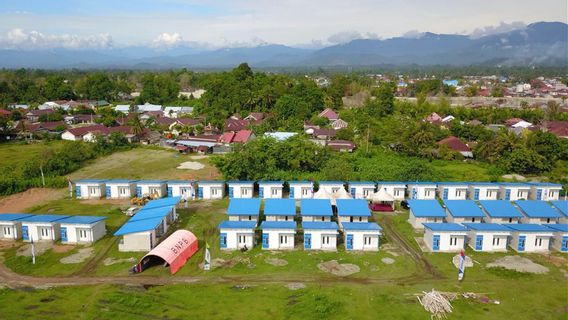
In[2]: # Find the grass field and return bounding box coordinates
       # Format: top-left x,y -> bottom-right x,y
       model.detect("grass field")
0,141 -> 68,174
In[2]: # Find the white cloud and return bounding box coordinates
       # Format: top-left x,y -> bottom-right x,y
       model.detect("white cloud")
152,32 -> 184,48
327,31 -> 362,44
0,28 -> 113,50
402,30 -> 425,39
470,21 -> 527,39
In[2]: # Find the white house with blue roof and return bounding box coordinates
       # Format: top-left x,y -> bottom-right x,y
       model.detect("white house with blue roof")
376,182 -> 406,201
407,182 -> 437,200
300,199 -> 333,222
444,200 -> 485,223
0,213 -> 33,240
115,218 -> 165,251
197,181 -> 225,199
317,181 -> 346,195
515,200 -> 561,224
288,181 -> 314,199
227,181 -> 255,198
545,224 -> 568,253
58,216 -> 107,244
527,183 -> 563,201
260,221 -> 296,250
167,180 -> 195,199
437,182 -> 469,200
19,215 -> 70,242
218,220 -> 257,250
499,183 -> 531,201
343,222 -> 382,251
264,199 -> 296,222
105,180 -> 137,199
75,179 -> 106,199
504,224 -> 554,252
258,181 -> 284,199
407,200 -> 447,229
462,223 -> 511,252
136,180 -> 167,198
550,201 -> 568,224
468,182 -> 500,200
302,222 -> 339,250
348,181 -> 376,199
227,198 -> 261,222
479,200 -> 524,224
336,199 -> 372,225
423,223 -> 468,252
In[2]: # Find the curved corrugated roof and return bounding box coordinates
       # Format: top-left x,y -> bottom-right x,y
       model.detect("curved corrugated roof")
139,230 -> 198,274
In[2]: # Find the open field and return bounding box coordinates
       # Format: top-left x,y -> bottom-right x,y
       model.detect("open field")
0,141 -> 69,173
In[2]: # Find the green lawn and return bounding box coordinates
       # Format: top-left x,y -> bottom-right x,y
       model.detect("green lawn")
0,141 -> 68,173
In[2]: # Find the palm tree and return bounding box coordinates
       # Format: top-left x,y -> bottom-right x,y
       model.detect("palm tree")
128,113 -> 144,137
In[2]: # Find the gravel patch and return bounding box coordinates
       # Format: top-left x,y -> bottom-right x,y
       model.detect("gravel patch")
177,161 -> 205,170
16,242 -> 53,257
317,260 -> 360,276
487,255 -> 549,274
381,257 -> 395,265
452,255 -> 474,269
285,283 -> 306,290
502,174 -> 526,181
60,248 -> 94,264
103,257 -> 136,266
265,258 -> 288,266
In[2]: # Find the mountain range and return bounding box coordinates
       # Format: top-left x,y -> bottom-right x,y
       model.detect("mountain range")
0,22 -> 566,69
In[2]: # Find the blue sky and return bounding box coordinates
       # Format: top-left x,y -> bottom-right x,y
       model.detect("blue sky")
0,0 -> 565,49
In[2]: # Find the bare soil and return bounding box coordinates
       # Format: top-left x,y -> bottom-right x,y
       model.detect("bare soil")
176,161 -> 205,170
103,257 -> 136,266
382,257 -> 395,265
452,255 -> 474,269
0,188 -> 66,212
80,198 -> 131,206
51,245 -> 75,254
60,248 -> 94,264
265,258 -> 288,266
285,282 -> 306,290
486,256 -> 549,274
16,242 -> 53,257
317,260 -> 360,276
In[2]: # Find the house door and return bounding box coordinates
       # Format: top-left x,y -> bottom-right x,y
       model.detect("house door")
561,236 -> 568,252
442,188 -> 449,200
75,186 -> 81,198
346,234 -> 353,250
220,233 -> 227,249
22,225 -> 29,241
474,188 -> 480,200
136,186 -> 142,198
167,187 -> 173,197
475,235 -> 483,251
60,227 -> 68,242
504,189 -> 511,200
289,187 -> 295,198
304,233 -> 311,249
350,188 -> 356,198
517,235 -> 526,252
105,186 -> 111,198
258,187 -> 264,198
536,189 -> 542,200
412,188 -> 417,199
198,187 -> 203,199
262,233 -> 269,249
149,234 -> 153,249
432,235 -> 440,251
228,187 -> 234,198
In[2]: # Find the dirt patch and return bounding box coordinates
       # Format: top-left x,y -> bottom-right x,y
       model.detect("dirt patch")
265,258 -> 288,266
176,161 -> 205,170
487,256 -> 549,274
51,245 -> 75,254
502,174 -> 526,181
544,255 -> 567,267
414,237 -> 430,252
0,188 -> 66,212
81,198 -> 131,206
285,283 -> 306,290
190,155 -> 209,160
60,248 -> 94,264
201,256 -> 254,270
103,257 -> 136,266
16,242 -> 53,257
452,255 -> 474,269
382,257 -> 395,265
0,241 -> 19,250
317,260 -> 360,276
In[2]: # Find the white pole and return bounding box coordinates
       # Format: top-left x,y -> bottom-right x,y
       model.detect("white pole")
31,235 -> 36,265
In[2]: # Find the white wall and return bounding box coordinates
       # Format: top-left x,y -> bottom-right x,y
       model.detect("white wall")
265,215 -> 294,222
139,184 -> 167,198
509,232 -> 552,252
338,216 -> 368,225
169,184 -> 194,198
438,186 -> 468,200
550,232 -> 568,252
289,183 -> 313,199
408,185 -> 437,199
408,212 -> 444,229
302,216 -> 331,222
200,184 -> 225,199
304,230 -> 337,250
318,184 -> 345,194
228,215 -> 257,222
260,185 -> 283,199
61,131 -> 81,141
263,229 -> 295,250
530,187 -> 561,201
61,221 -> 106,244
23,223 -> 61,242
378,185 -> 406,200
0,222 -> 21,240
229,184 -> 254,198
521,217 -> 558,225
446,216 -> 482,224
344,230 -> 380,251
107,183 -> 136,199
119,231 -> 156,252
77,183 -> 105,199
500,187 -> 530,200
466,231 -> 510,252
220,228 -> 255,250
469,187 -> 500,200
349,185 -> 375,199
423,229 -> 467,252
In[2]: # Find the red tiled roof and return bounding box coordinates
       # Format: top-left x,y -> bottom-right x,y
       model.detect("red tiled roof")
224,118 -> 249,131
220,132 -> 235,143
108,126 -> 135,135
176,118 -> 201,126
157,117 -> 177,126
546,121 -> 568,138
312,128 -> 336,138
65,124 -> 109,137
27,109 -> 55,116
245,112 -> 265,121
40,121 -> 66,131
318,108 -> 338,120
505,118 -> 524,127
0,109 -> 11,117
437,136 -> 471,152
328,140 -> 356,151
233,130 -> 252,143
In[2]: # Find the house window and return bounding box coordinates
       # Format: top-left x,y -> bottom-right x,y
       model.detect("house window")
271,188 -> 279,196
88,187 -> 98,195
285,216 -> 289,221
238,235 -> 246,244
546,218 -> 551,223
516,190 -> 523,198
301,188 -> 310,196
79,229 -> 88,240
4,227 -> 11,236
509,218 -> 513,223
118,187 -> 128,195
280,235 -> 288,244
331,187 -> 340,193
471,217 -> 475,223
394,189 -> 400,197
181,188 -> 190,195
450,237 -> 458,246
364,236 -> 372,245
321,216 -> 325,222
323,236 -> 330,245
358,217 -> 363,222
363,188 -> 374,196
149,187 -> 160,195
211,188 -> 221,196
535,238 -> 543,247
456,189 -> 464,197
425,189 -> 432,197
242,188 -> 249,196
248,215 -> 252,221
493,237 -> 500,246
40,228 -> 50,238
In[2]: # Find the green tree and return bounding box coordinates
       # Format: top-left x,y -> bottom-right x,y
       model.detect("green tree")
42,76 -> 75,100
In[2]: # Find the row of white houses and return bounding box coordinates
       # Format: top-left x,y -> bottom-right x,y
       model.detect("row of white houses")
218,198 -> 383,251
76,179 -> 564,201
0,213 -> 106,244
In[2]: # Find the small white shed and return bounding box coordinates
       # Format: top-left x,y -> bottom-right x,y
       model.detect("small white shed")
544,224 -> 568,253
444,200 -> 485,223
58,216 -> 107,244
462,223 -> 511,252
342,222 -> 382,251
258,181 -> 284,199
438,182 -> 469,200
528,183 -> 562,201
468,183 -> 500,200
105,180 -> 137,199
499,183 -> 531,201
227,181 -> 255,198
75,179 -> 106,199
218,220 -> 257,250
264,199 -> 296,222
423,223 -> 468,252
407,182 -> 437,200
515,200 -> 561,224
197,181 -> 225,199
407,200 -> 447,229
300,199 -> 333,222
288,181 -> 314,199
260,221 -> 296,250
302,222 -> 339,251
348,181 -> 376,199
504,224 -> 554,253
19,215 -> 70,242
479,200 -> 524,224
136,180 -> 167,198
0,213 -> 33,240
227,198 -> 261,222
336,199 -> 372,226
114,217 -> 165,252
167,180 -> 195,199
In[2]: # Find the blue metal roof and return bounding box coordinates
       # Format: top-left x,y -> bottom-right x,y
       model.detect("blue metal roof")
348,181 -> 375,185
166,180 -> 194,185
143,197 -> 181,209
129,207 -> 172,221
462,223 -> 512,232
76,179 -> 106,183
469,182 -> 500,187
545,224 -> 568,232
58,216 -> 106,224
318,181 -> 345,185
408,200 -> 446,217
406,181 -> 436,185
336,199 -> 372,217
498,182 -> 530,187
136,180 -> 166,184
526,182 -> 562,187
258,181 -> 284,185
423,223 -> 468,232
504,224 -> 554,233
515,201 -> 561,218
342,222 -> 382,231
227,180 -> 255,184
550,201 -> 568,217
114,218 -> 164,236
105,179 -> 137,184
198,180 -> 225,184
288,181 -> 313,185
227,198 -> 261,216
260,221 -> 296,230
0,213 -> 34,221
264,199 -> 296,216
301,222 -> 339,230
479,200 -> 523,218
436,182 -> 469,186
218,220 -> 257,229
19,215 -> 70,223
444,200 -> 485,217
300,199 -> 333,216
377,181 -> 407,185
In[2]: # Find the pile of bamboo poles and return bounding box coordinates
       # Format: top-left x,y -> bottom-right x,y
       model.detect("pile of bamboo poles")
417,290 -> 454,319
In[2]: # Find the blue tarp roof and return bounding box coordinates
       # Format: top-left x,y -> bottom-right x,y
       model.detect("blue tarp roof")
264,132 -> 297,141
342,222 -> 382,231
550,201 -> 568,217
19,215 -> 70,223
143,197 -> 181,209
444,200 -> 485,217
408,200 -> 446,217
114,218 -> 164,236
336,199 -> 372,217
515,201 -> 561,218
218,220 -> 257,229
300,199 -> 333,216
544,224 -> 568,232
0,213 -> 34,221
302,222 -> 339,230
260,221 -> 296,230
423,223 -> 468,232
58,216 -> 106,224
479,200 -> 523,218
504,224 -> 554,233
462,223 -> 512,232
227,198 -> 261,216
264,199 -> 296,216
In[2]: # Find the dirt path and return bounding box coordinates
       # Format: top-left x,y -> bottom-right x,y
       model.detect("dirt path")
0,188 -> 67,212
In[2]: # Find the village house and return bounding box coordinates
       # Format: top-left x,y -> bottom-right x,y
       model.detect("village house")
26,109 -> 55,122
227,198 -> 261,222
545,224 -> 568,252
550,201 -> 568,224
515,200 -> 560,224
407,199 -> 447,229
422,223 -> 468,252
437,182 -> 470,200
527,182 -> 563,201
114,104 -> 131,114
0,109 -> 11,117
227,181 -> 255,198
264,199 -> 296,222
243,112 -> 266,124
218,220 -> 257,250
343,222 -> 382,251
19,215 -> 69,242
105,180 -> 137,199
61,124 -> 108,142
174,134 -> 220,153
327,140 -> 356,152
197,181 -> 225,199
348,181 -> 376,199
444,200 -> 485,223
300,199 -> 333,222
258,181 -> 284,199
331,119 -> 348,130
260,221 -> 296,250
0,213 -> 33,240
468,182 -> 500,200
58,216 -> 107,244
163,106 -> 194,118
504,224 -> 554,253
219,130 -> 255,145
543,121 -> 568,139
376,182 -> 407,201
224,118 -> 249,131
310,128 -> 336,141
479,200 -> 523,224
136,180 -> 167,198
167,180 -> 195,199
302,222 -> 339,251
437,136 -> 473,158
424,112 -> 442,124
463,223 -> 512,252
75,179 -> 106,199
499,183 -> 531,201
336,199 -> 372,225
407,182 -> 438,200
288,181 -> 314,199
317,181 -> 346,195
137,103 -> 162,113
318,108 -> 339,121
115,217 -> 165,252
